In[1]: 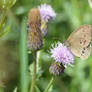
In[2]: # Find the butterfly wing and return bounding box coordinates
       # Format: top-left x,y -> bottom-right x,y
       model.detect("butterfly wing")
66,24 -> 91,60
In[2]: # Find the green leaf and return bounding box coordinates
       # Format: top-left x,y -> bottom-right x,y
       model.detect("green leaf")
8,0 -> 16,9
44,77 -> 54,92
0,0 -> 16,10
35,86 -> 41,92
13,87 -> 17,92
0,25 -> 10,37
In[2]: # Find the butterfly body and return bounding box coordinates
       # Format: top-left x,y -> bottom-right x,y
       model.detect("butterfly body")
65,24 -> 92,60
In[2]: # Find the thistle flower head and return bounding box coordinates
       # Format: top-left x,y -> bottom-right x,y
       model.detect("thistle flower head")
50,42 -> 74,67
38,4 -> 56,22
27,27 -> 43,51
49,62 -> 65,75
27,8 -> 41,26
27,8 -> 42,51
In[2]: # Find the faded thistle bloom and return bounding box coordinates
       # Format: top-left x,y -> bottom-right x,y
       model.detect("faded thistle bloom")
38,4 -> 56,37
27,8 -> 43,51
49,62 -> 65,75
50,42 -> 74,67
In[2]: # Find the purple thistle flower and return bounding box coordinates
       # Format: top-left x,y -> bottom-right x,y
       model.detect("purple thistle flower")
49,62 -> 65,75
38,3 -> 56,22
50,42 -> 74,67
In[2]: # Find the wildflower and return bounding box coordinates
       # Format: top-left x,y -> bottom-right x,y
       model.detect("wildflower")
50,42 -> 74,67
49,62 -> 65,75
38,3 -> 56,22
38,4 -> 56,37
27,8 -> 43,51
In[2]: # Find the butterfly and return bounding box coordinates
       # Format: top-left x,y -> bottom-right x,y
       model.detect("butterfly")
65,24 -> 92,60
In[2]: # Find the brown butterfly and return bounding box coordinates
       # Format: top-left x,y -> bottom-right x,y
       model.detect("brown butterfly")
65,24 -> 92,60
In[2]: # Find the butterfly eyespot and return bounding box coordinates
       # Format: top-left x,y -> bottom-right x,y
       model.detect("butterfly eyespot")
83,47 -> 85,50
80,41 -> 82,44
82,50 -> 85,54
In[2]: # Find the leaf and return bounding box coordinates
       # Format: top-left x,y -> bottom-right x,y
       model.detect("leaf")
0,25 -> 10,37
44,78 -> 54,92
35,86 -> 41,92
0,0 -> 16,10
13,87 -> 17,92
9,0 -> 16,9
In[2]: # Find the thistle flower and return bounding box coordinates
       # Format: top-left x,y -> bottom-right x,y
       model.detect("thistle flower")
38,4 -> 56,37
27,8 -> 43,51
50,42 -> 74,67
27,8 -> 41,26
49,62 -> 65,75
38,3 -> 56,22
38,4 -> 56,22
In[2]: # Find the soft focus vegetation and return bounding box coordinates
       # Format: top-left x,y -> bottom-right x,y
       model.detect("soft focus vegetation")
0,0 -> 92,92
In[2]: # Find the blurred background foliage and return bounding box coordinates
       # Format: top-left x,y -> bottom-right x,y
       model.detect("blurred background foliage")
0,0 -> 92,92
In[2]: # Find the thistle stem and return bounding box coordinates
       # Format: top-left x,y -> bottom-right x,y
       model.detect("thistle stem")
30,52 -> 37,92
20,18 -> 29,92
44,77 -> 54,92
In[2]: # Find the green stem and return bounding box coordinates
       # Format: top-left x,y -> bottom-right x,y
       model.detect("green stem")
44,77 -> 54,92
56,76 -> 68,92
89,57 -> 92,91
20,18 -> 29,92
30,52 -> 37,92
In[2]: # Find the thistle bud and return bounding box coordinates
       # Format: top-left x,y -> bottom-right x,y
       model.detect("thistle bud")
49,62 -> 65,75
27,8 -> 43,51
